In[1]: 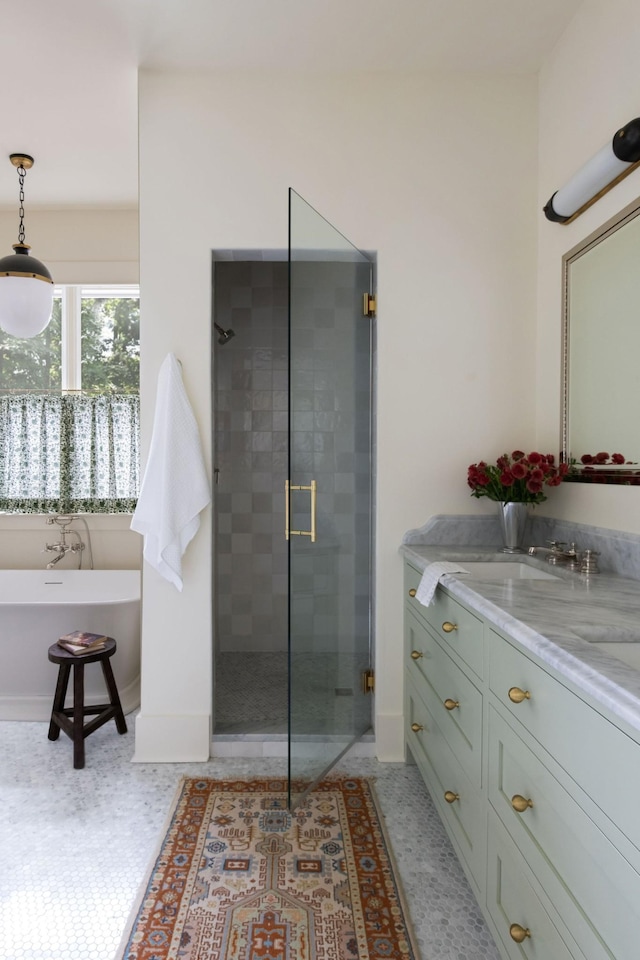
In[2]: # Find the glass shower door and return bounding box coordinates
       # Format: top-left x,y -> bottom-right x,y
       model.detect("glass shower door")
288,189 -> 373,807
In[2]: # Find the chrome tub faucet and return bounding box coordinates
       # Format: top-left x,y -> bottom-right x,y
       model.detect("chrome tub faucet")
44,515 -> 86,569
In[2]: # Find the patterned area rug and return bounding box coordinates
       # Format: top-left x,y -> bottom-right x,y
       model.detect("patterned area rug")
118,777 -> 418,960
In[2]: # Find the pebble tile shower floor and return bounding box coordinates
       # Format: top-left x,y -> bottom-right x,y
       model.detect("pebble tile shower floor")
1,714 -> 500,960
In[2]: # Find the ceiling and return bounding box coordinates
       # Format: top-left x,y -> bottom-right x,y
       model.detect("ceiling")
0,0 -> 581,209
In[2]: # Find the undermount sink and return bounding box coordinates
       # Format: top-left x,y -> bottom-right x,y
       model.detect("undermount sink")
571,623 -> 640,671
451,561 -> 560,582
571,624 -> 640,643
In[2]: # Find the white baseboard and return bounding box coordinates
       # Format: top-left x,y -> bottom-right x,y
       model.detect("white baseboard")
132,711 -> 211,762
373,711 -> 405,761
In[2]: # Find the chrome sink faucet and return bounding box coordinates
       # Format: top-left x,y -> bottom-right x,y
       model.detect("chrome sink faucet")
528,541 -> 599,573
528,540 -> 581,570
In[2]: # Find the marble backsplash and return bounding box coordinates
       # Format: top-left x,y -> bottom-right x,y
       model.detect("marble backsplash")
402,513 -> 640,581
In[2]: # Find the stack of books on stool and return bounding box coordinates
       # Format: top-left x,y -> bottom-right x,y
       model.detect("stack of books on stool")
57,630 -> 108,655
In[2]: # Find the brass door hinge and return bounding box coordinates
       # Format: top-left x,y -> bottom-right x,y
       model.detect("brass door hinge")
363,293 -> 376,317
361,669 -> 375,694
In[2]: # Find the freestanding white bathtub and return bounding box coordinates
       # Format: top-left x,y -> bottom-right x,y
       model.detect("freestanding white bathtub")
0,569 -> 141,721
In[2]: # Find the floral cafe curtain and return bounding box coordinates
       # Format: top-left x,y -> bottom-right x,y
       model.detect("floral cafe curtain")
0,395 -> 139,513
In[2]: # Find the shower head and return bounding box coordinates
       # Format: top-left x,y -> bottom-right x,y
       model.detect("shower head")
214,322 -> 235,345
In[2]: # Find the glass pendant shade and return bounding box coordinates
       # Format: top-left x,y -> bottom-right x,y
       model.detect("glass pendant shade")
0,245 -> 54,338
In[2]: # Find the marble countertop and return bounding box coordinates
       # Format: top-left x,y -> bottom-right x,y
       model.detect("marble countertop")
400,544 -> 640,738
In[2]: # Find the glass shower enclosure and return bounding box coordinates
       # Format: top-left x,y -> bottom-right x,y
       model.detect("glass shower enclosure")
212,190 -> 374,807
287,189 -> 373,805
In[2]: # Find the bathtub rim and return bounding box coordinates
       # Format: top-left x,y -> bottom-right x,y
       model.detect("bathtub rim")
0,568 -> 141,605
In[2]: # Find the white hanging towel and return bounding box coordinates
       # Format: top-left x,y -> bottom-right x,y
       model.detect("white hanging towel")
416,562 -> 469,606
131,353 -> 211,591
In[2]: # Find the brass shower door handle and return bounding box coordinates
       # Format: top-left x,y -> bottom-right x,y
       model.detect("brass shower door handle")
285,479 -> 317,543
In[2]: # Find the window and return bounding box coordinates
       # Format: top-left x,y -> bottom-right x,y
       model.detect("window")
0,286 -> 140,513
0,285 -> 139,396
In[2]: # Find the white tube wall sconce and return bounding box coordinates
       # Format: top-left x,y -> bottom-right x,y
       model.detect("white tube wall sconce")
543,117 -> 640,224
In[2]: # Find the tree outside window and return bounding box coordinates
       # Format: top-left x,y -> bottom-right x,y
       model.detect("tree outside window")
0,287 -> 139,395
0,286 -> 140,512
0,298 -> 62,394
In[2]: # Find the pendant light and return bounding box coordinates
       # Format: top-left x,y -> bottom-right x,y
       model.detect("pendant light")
0,154 -> 54,338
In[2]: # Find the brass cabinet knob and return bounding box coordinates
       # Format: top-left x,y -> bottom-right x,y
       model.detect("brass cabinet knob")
410,650 -> 423,660
442,621 -> 458,633
443,698 -> 460,711
410,722 -> 423,733
511,794 -> 534,813
408,588 -> 417,597
508,686 -> 531,703
444,790 -> 459,804
509,923 -> 531,943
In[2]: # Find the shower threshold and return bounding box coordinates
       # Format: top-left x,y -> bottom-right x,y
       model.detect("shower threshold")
211,729 -> 375,758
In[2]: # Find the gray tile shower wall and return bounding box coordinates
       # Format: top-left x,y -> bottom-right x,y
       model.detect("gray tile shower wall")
214,261 -> 289,653
213,257 -> 372,726
288,259 -> 372,681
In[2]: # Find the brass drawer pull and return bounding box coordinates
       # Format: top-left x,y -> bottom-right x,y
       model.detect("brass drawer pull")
442,621 -> 458,633
509,923 -> 531,943
410,722 -> 423,733
408,588 -> 417,598
444,790 -> 459,804
511,794 -> 534,813
508,686 -> 531,703
443,698 -> 460,711
410,650 -> 423,660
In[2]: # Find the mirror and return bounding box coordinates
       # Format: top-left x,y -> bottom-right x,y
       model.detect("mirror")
562,196 -> 640,484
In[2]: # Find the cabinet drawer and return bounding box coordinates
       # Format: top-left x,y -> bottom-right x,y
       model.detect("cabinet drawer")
487,813 -> 586,960
406,607 -> 482,786
406,673 -> 484,885
489,628 -> 640,856
489,706 -> 640,960
404,563 -> 484,677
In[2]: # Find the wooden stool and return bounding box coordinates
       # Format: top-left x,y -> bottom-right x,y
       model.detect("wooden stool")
47,637 -> 127,769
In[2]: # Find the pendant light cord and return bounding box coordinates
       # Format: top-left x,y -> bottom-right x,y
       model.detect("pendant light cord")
17,163 -> 27,245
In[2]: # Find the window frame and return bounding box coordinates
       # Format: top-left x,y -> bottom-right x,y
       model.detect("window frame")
58,284 -> 140,394
0,284 -> 141,513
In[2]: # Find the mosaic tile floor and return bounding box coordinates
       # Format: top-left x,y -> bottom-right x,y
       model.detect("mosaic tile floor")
214,651 -> 373,738
215,651 -> 287,733
0,714 -> 501,960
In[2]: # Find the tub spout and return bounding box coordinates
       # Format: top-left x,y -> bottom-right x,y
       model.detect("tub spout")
46,548 -> 69,568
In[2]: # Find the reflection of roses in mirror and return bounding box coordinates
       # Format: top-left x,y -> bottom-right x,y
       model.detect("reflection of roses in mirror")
467,450 -> 568,505
580,452 -> 627,465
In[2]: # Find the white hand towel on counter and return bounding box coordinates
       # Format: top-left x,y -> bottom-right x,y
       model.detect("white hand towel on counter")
416,562 -> 469,606
131,353 -> 211,591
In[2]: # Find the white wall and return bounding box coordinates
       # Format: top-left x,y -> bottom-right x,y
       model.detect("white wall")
0,514 -> 140,570
137,70 -> 539,761
0,208 -> 139,285
0,208 -> 141,570
537,0 -> 640,531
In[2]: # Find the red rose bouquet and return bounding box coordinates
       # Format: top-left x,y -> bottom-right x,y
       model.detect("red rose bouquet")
467,450 -> 568,505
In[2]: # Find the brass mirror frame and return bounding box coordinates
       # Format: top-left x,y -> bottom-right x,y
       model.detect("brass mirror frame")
561,196 -> 640,485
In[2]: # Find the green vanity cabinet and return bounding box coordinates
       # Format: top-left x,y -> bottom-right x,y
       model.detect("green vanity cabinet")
405,561 -> 484,677
403,558 -> 640,960
403,563 -> 486,895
